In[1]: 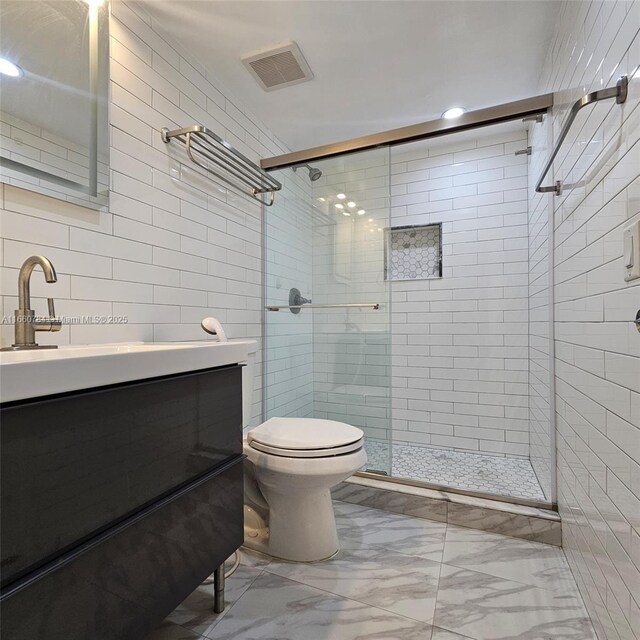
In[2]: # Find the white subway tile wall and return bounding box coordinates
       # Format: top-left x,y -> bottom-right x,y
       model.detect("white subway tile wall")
543,1 -> 639,638
389,127 -> 533,457
0,1 -> 293,427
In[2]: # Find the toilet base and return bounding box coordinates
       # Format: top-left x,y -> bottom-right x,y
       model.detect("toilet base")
243,442 -> 367,563
243,534 -> 340,563
244,488 -> 339,562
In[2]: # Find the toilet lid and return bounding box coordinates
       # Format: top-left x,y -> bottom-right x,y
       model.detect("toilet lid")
248,417 -> 364,451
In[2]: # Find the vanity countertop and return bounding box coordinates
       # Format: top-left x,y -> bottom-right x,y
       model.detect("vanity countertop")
0,340 -> 256,403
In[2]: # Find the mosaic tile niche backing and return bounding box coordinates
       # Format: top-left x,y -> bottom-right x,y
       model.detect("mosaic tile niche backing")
386,224 -> 442,281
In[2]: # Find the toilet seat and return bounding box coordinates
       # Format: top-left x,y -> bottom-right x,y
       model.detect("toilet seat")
248,437 -> 364,458
247,417 -> 364,458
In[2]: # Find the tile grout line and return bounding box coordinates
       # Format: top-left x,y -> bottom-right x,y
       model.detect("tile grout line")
259,564 -> 437,630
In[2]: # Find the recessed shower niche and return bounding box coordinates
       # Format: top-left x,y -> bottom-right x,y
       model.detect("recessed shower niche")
385,223 -> 442,281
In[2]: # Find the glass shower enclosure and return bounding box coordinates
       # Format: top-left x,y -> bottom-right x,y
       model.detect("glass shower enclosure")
262,101 -> 556,508
263,147 -> 392,475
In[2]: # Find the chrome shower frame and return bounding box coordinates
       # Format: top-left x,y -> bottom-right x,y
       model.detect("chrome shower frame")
260,92 -> 559,510
261,93 -> 553,170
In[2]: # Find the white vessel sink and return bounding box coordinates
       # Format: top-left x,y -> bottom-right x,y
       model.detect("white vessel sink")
0,340 -> 256,403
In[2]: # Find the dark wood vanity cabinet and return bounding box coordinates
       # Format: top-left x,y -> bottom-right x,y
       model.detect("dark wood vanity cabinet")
0,364 -> 244,640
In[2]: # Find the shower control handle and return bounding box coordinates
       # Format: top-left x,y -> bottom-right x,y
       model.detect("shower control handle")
289,288 -> 311,315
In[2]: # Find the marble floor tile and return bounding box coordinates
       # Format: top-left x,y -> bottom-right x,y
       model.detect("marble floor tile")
209,571 -> 435,640
430,628 -> 477,640
334,500 -> 447,562
232,547 -> 272,569
144,620 -> 204,640
433,564 -> 596,640
442,525 -> 574,593
266,540 -> 441,623
150,504 -> 594,640
165,551 -> 266,637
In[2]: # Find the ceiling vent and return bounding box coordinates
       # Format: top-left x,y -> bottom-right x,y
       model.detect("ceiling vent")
241,42 -> 313,92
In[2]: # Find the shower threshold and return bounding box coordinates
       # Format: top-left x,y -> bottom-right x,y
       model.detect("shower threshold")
363,440 -> 547,505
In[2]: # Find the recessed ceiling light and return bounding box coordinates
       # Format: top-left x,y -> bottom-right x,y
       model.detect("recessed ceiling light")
318,197 -> 326,202
442,107 -> 466,119
347,201 -> 356,208
358,210 -> 366,215
334,203 -> 344,209
368,217 -> 373,222
342,211 -> 351,216
0,58 -> 23,78
336,193 -> 346,199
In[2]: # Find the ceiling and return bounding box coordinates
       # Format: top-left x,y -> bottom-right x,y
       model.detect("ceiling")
140,1 -> 559,154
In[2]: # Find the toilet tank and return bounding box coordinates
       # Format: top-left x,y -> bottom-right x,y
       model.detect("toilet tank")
242,340 -> 259,429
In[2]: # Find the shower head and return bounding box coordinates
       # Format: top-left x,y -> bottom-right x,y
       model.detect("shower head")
308,166 -> 322,181
292,163 -> 322,182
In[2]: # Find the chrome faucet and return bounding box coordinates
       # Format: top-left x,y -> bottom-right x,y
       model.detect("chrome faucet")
3,256 -> 62,351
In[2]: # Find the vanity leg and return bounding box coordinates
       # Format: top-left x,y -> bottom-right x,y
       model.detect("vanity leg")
213,564 -> 225,613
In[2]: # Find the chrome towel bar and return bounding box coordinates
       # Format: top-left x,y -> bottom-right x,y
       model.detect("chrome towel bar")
535,75 -> 628,195
161,126 -> 282,206
265,303 -> 380,311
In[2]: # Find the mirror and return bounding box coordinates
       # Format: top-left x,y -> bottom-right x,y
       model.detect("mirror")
0,0 -> 109,209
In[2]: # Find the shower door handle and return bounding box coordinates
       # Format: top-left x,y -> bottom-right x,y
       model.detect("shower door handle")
265,303 -> 380,311
634,309 -> 640,333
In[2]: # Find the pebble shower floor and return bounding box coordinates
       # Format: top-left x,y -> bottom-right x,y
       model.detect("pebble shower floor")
363,440 -> 546,502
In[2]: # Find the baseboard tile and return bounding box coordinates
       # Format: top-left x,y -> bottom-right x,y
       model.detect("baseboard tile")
332,475 -> 562,546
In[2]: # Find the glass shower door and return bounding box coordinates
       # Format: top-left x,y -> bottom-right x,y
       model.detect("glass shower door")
264,147 -> 391,475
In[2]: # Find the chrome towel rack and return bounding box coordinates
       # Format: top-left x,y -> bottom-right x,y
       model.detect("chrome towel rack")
161,126 -> 282,206
536,75 -> 628,195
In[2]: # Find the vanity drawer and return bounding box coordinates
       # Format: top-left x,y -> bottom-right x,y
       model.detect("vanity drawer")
0,456 -> 244,640
1,364 -> 242,587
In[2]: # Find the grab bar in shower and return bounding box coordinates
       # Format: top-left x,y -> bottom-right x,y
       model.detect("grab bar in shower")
535,75 -> 628,196
265,303 -> 380,311
161,126 -> 282,206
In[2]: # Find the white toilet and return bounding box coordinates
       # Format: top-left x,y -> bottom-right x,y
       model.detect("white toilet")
241,342 -> 367,562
